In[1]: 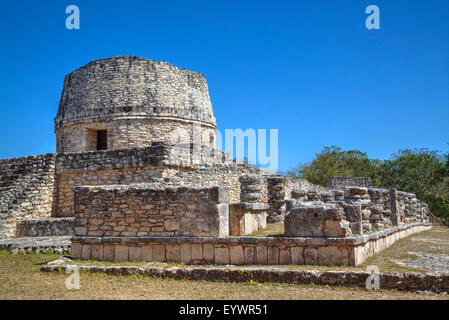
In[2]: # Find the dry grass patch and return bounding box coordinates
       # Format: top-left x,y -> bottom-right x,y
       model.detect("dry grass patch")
1,250 -> 448,300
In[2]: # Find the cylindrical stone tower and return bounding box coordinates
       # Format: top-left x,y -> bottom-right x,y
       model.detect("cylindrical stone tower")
55,56 -> 217,153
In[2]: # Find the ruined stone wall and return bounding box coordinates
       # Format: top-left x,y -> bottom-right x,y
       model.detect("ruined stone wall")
326,177 -> 372,189
0,154 -> 57,238
74,185 -> 229,237
54,142 -> 267,216
285,186 -> 431,237
267,176 -> 326,223
55,56 -> 217,153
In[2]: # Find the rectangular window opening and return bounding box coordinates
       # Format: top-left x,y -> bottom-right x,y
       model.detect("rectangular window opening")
96,130 -> 107,150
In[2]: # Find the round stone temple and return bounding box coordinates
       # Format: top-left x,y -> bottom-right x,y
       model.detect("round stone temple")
55,56 -> 217,153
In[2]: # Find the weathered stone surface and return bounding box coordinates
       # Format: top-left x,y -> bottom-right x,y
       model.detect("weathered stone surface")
215,247 -> 229,264
129,247 -> 142,261
74,185 -> 230,238
114,245 -> 128,262
230,246 -> 244,265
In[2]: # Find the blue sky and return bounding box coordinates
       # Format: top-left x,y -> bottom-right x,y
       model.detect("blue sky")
0,0 -> 447,172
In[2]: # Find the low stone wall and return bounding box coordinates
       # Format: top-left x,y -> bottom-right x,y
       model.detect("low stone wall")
0,154 -> 57,238
327,177 -> 372,189
15,218 -> 74,237
0,236 -> 71,254
41,264 -> 449,293
74,185 -> 229,237
71,222 -> 431,266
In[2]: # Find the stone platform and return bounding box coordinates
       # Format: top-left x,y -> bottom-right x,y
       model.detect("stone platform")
71,222 -> 431,266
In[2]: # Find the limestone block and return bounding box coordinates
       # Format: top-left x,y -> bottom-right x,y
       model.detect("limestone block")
191,244 -> 203,261
215,247 -> 230,264
203,244 -> 214,262
91,244 -> 104,260
129,247 -> 142,261
290,246 -> 304,265
267,247 -> 279,264
81,245 -> 91,260
256,246 -> 268,264
318,246 -> 343,265
229,246 -> 244,265
304,248 -> 318,265
166,245 -> 180,261
279,248 -> 291,265
114,245 -> 128,262
104,245 -> 115,261
244,246 -> 256,264
70,242 -> 82,259
180,244 -> 191,264
142,246 -> 153,262
152,245 -> 165,262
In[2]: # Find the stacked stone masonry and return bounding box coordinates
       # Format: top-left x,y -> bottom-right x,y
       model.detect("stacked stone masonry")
74,185 -> 229,237
55,56 -> 217,153
284,186 -> 431,237
0,154 -> 57,238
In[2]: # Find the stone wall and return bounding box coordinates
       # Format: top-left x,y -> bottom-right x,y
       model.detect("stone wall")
73,185 -> 229,237
0,154 -> 57,238
326,177 -> 372,189
56,119 -> 216,153
15,218 -> 74,237
55,142 -> 267,216
285,186 -> 431,236
267,176 -> 325,223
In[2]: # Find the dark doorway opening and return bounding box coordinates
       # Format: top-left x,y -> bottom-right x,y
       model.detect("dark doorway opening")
96,130 -> 107,150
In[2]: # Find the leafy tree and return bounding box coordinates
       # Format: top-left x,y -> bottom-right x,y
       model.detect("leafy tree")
377,148 -> 449,225
287,146 -> 379,186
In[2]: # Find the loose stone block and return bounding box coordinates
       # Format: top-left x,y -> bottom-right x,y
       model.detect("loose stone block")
114,245 -> 129,262
129,247 -> 142,261
215,247 -> 230,264
230,246 -> 244,265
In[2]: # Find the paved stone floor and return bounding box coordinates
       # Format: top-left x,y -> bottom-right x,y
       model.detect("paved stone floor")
394,252 -> 449,274
392,228 -> 449,274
